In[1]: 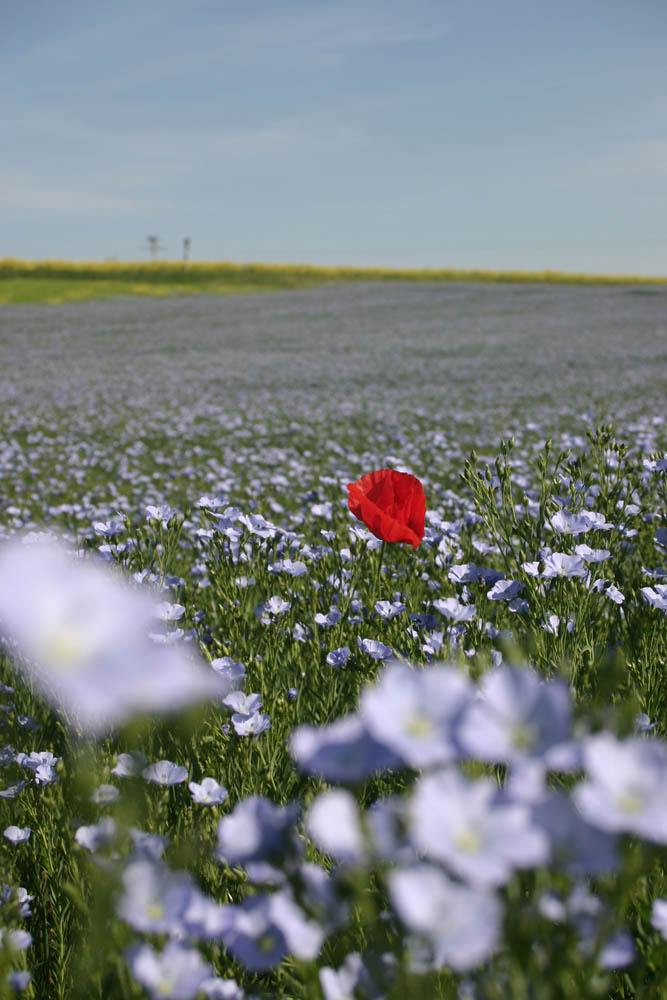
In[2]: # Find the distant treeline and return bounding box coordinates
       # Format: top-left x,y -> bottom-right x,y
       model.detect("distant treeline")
1,258 -> 665,287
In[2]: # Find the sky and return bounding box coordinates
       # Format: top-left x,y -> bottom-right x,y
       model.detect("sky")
2,0 -> 667,274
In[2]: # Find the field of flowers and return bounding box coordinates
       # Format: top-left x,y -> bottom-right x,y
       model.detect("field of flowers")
0,281 -> 666,999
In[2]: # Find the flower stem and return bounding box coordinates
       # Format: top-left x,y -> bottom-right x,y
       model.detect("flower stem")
370,540 -> 386,611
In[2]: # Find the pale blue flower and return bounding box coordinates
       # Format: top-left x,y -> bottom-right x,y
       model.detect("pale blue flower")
201,978 -> 245,999
0,781 -> 25,800
181,892 -> 231,939
306,789 -> 366,865
319,954 -> 374,1000
145,504 -> 178,524
18,750 -> 59,786
319,952 -> 394,1000
409,769 -> 550,886
644,565 -> 667,580
189,778 -> 228,806
532,793 -> 618,876
574,544 -> 611,563
421,629 -> 445,658
359,662 -> 472,769
92,518 -> 124,537
238,513 -> 280,539
550,510 -> 612,534
605,583 -> 625,604
0,539 -> 227,734
223,692 -> 262,715
541,552 -> 587,578
3,826 -> 30,844
117,860 -> 196,935
374,600 -> 406,620
573,733 -> 667,842
596,931 -> 635,969
130,828 -> 168,860
1,884 -> 33,918
487,579 -> 523,601
458,666 -> 572,766
290,714 -> 399,782
254,596 -> 291,623
112,751 -> 147,778
357,637 -> 393,660
297,861 -> 349,933
522,560 -> 541,577
0,929 -> 32,951
126,940 -> 213,1000
210,657 -> 246,689
635,712 -> 657,732
268,559 -> 307,577
448,563 -> 481,584
154,602 -> 186,622
433,597 -> 476,622
326,646 -> 350,668
231,711 -> 271,737
75,817 -> 117,852
142,760 -> 188,786
6,971 -> 31,992
91,784 -> 120,805
541,613 -> 560,634
216,796 -> 298,867
642,584 -> 667,613
315,609 -> 342,627
221,891 -> 323,971
388,863 -> 501,971
651,899 -> 667,939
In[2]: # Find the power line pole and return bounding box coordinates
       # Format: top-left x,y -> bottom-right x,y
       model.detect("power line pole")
146,235 -> 160,262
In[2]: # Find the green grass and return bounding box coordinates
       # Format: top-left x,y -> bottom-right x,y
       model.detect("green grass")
1,258 -> 665,305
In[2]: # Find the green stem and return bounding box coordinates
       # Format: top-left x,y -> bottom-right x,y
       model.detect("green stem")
370,540 -> 386,611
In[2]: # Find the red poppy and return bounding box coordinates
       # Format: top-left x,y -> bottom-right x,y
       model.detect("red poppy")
347,469 -> 426,549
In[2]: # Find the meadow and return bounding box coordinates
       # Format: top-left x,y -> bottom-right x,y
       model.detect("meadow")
0,281 -> 666,999
1,259 -> 666,305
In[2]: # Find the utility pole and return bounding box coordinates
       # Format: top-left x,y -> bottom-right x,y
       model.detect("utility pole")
183,236 -> 191,269
146,235 -> 160,262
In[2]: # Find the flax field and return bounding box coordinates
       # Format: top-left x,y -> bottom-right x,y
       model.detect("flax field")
0,281 -> 666,999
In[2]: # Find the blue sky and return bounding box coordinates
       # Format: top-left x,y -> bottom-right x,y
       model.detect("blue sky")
2,0 -> 667,273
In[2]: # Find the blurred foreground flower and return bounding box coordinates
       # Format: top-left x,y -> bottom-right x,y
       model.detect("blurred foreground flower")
347,469 -> 426,548
0,538 -> 229,734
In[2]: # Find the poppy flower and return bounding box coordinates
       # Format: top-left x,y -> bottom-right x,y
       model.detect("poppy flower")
347,469 -> 426,549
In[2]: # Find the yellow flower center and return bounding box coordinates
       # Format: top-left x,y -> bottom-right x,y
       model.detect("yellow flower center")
454,827 -> 483,853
